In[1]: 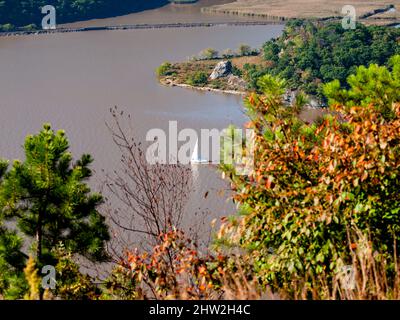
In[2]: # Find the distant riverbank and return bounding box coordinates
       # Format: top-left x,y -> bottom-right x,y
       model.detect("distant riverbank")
202,1 -> 400,26
0,20 -> 283,37
0,0 -> 171,32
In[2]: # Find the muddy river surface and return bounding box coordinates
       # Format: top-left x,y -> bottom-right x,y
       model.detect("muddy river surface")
0,2 -> 285,247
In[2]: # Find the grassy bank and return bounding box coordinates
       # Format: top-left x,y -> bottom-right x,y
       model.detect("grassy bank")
202,0 -> 400,26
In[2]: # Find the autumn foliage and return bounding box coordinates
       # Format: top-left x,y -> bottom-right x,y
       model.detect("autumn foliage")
106,230 -> 223,300
217,71 -> 400,298
108,62 -> 400,299
105,229 -> 264,300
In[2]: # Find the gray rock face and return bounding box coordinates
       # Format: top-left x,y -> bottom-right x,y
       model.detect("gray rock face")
209,60 -> 232,80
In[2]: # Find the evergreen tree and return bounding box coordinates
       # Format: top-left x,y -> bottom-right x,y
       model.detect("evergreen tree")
0,124 -> 110,298
323,55 -> 400,119
0,160 -> 28,299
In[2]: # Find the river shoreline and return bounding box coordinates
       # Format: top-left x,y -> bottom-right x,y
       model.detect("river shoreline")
159,77 -> 247,96
0,20 -> 284,37
3,17 -> 398,38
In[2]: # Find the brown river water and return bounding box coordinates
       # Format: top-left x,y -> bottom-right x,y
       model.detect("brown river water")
62,0 -> 268,27
0,2 -> 285,251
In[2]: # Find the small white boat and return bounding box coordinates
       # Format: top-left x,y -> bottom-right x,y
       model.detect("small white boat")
190,139 -> 209,164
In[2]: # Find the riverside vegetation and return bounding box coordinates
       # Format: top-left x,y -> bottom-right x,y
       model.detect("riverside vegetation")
157,44 -> 261,93
157,20 -> 400,101
1,21 -> 400,300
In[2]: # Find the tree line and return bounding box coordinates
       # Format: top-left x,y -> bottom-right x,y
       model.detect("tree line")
0,0 -> 168,31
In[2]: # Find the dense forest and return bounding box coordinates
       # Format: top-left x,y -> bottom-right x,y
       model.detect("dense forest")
0,0 -> 168,31
244,20 -> 400,98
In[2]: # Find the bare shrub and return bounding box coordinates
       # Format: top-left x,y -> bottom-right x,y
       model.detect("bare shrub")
103,107 -> 195,261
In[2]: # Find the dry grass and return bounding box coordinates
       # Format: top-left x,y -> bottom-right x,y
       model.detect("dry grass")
203,0 -> 400,24
167,60 -> 215,83
231,55 -> 265,68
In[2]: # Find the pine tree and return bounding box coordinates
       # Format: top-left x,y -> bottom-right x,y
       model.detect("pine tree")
0,225 -> 28,299
0,124 -> 110,298
0,160 -> 28,299
323,55 -> 400,119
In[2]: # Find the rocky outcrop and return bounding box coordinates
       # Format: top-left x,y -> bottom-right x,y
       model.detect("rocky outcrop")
209,61 -> 232,80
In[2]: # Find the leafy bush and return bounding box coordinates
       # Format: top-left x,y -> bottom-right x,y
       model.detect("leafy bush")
186,71 -> 208,86
0,24 -> 15,32
104,229 -> 261,300
221,49 -> 235,59
218,69 -> 400,298
231,65 -> 243,77
156,62 -> 173,77
199,48 -> 219,60
52,245 -> 101,300
20,24 -> 37,31
105,230 -> 221,299
238,44 -> 252,56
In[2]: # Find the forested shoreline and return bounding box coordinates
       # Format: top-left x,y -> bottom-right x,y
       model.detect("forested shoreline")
158,20 -> 400,105
0,0 -> 169,31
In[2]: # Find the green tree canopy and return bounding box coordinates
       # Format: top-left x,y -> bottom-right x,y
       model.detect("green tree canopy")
0,160 -> 28,299
261,20 -> 400,98
323,55 -> 400,119
0,0 -> 168,31
0,124 -> 109,298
